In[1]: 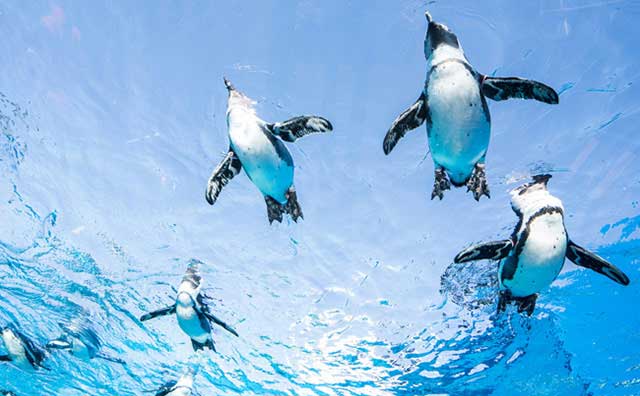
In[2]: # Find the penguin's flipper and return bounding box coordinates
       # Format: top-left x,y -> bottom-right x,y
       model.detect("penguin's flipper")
191,339 -> 216,352
265,196 -> 285,224
383,92 -> 427,155
95,353 -> 127,365
454,239 -> 513,263
205,149 -> 243,205
45,338 -> 71,350
267,116 -> 333,143
480,76 -> 559,104
0,354 -> 11,361
139,305 -> 176,322
204,313 -> 239,337
566,241 -> 630,286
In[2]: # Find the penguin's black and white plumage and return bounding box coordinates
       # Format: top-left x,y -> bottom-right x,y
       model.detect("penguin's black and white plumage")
383,12 -> 559,201
206,77 -> 333,224
0,325 -> 47,370
153,368 -> 197,396
453,175 -> 630,315
46,319 -> 125,364
140,260 -> 239,351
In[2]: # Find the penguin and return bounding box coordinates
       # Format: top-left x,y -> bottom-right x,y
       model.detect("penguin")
140,260 -> 239,351
205,77 -> 333,224
383,12 -> 559,201
0,391 -> 16,396
453,174 -> 630,315
152,367 -> 197,396
46,319 -> 125,364
0,325 -> 47,370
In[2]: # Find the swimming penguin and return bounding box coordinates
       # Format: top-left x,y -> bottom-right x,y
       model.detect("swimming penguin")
140,260 -> 239,351
0,391 -> 16,396
0,325 -> 47,370
383,12 -> 559,201
453,174 -> 630,315
152,367 -> 197,396
205,77 -> 333,224
46,319 -> 125,364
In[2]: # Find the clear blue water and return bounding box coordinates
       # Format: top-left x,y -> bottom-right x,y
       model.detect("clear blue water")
1,1 -> 639,395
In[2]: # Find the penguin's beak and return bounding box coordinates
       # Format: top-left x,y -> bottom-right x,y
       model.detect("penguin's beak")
223,77 -> 235,92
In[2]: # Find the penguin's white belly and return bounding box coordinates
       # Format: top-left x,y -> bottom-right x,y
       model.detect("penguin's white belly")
2,332 -> 30,370
501,214 -> 567,297
228,117 -> 294,203
176,307 -> 209,343
426,63 -> 490,184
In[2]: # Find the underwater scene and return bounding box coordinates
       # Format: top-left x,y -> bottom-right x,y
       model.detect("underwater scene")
1,1 -> 639,395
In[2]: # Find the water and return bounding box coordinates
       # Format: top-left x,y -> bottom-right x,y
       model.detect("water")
1,1 -> 639,395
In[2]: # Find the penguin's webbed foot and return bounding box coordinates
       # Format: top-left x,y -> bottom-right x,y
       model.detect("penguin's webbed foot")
191,339 -> 216,352
431,167 -> 451,200
284,187 -> 304,223
265,196 -> 285,224
497,290 -> 510,314
467,163 -> 490,201
497,291 -> 538,316
516,294 -> 537,316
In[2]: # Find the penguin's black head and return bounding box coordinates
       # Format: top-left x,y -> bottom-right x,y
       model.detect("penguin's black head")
1,323 -> 17,333
182,261 -> 202,289
532,174 -> 552,185
424,12 -> 460,60
515,174 -> 552,196
1,325 -> 18,341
